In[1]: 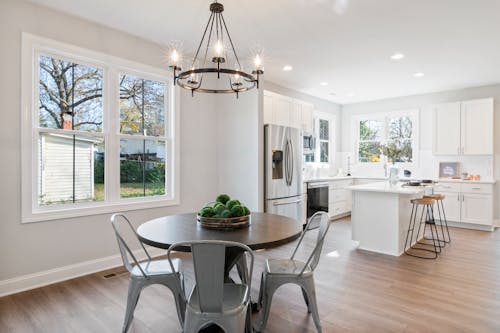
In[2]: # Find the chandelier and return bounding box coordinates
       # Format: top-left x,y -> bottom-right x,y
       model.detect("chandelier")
169,1 -> 263,97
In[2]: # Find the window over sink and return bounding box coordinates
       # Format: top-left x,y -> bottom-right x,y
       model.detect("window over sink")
353,109 -> 419,165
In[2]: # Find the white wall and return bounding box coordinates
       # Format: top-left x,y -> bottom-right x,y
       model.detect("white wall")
215,90 -> 260,211
341,84 -> 500,218
0,0 -> 219,283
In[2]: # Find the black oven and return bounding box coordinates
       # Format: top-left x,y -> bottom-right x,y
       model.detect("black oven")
307,182 -> 329,218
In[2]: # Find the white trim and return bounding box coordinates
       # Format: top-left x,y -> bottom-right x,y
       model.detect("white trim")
21,33 -> 181,223
0,247 -> 165,297
312,111 -> 336,167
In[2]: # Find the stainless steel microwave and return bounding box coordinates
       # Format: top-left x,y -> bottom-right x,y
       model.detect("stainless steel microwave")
303,134 -> 316,151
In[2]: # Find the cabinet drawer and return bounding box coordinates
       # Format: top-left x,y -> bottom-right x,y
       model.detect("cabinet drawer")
329,189 -> 349,203
461,183 -> 493,194
329,201 -> 350,217
329,179 -> 354,190
434,182 -> 461,193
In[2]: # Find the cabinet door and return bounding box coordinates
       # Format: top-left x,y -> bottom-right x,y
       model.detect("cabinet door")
435,191 -> 461,222
301,104 -> 314,133
461,99 -> 493,155
263,93 -> 275,125
275,97 -> 291,127
289,101 -> 302,129
461,193 -> 493,225
433,102 -> 461,155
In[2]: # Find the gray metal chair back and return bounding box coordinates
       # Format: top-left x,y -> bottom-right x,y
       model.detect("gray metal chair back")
291,211 -> 331,274
167,240 -> 254,313
111,213 -> 151,277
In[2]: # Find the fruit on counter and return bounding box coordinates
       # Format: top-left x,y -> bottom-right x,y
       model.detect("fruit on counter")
198,194 -> 250,218
216,194 -> 230,205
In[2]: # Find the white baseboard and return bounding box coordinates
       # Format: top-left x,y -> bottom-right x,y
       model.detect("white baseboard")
0,247 -> 165,298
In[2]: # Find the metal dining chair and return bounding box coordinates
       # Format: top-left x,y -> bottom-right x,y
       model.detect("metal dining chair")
110,213 -> 186,333
167,240 -> 254,333
254,211 -> 331,333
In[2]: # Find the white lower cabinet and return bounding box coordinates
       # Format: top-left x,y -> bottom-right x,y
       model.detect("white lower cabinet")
434,182 -> 493,228
328,179 -> 353,219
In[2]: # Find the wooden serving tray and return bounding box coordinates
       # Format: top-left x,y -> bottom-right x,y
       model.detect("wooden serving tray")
197,215 -> 250,230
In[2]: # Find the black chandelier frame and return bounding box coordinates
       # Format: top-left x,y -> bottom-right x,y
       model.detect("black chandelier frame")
170,1 -> 263,97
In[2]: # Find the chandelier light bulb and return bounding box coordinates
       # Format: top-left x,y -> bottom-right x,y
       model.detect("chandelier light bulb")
215,40 -> 223,56
254,54 -> 262,69
170,50 -> 179,65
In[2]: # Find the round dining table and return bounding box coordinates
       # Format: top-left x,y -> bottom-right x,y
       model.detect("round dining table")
137,212 -> 302,282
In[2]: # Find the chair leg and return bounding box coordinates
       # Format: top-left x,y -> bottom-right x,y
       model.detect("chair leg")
302,279 -> 322,333
123,278 -> 143,333
301,287 -> 311,313
254,275 -> 277,333
160,280 -> 185,328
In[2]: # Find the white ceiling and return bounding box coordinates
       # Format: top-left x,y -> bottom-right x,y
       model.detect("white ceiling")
29,0 -> 500,104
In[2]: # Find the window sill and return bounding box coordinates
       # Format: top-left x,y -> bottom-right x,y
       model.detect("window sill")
21,197 -> 180,224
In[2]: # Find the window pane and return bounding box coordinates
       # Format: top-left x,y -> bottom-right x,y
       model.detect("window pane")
38,55 -> 103,132
120,139 -> 166,198
38,132 -> 104,205
119,74 -> 165,136
319,119 -> 329,140
359,120 -> 381,140
386,139 -> 413,163
388,116 -> 412,140
358,141 -> 381,162
320,141 -> 329,163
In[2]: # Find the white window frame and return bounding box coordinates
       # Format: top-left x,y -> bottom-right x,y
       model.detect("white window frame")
21,33 -> 180,223
351,109 -> 419,167
311,111 -> 335,167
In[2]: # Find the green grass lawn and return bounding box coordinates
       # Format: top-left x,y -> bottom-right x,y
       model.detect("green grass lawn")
94,183 -> 165,200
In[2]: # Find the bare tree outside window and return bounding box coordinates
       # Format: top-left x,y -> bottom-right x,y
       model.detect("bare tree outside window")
38,55 -> 105,206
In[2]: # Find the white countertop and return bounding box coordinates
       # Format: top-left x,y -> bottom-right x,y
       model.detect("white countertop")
346,181 -> 430,195
304,176 -> 496,185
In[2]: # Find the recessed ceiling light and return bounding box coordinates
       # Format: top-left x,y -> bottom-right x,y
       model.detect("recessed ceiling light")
282,65 -> 293,71
320,82 -> 328,86
390,53 -> 405,60
413,72 -> 425,78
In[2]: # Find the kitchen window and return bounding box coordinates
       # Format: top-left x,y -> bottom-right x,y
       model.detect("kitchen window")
21,34 -> 179,223
353,110 -> 418,164
313,113 -> 335,165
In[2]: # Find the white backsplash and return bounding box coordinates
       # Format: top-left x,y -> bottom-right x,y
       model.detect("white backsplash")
331,150 -> 494,180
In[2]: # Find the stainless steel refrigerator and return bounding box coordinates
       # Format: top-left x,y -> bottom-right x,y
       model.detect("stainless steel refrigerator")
264,124 -> 304,223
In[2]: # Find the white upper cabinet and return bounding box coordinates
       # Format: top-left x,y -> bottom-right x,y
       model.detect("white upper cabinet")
461,99 -> 494,155
301,103 -> 314,133
290,101 -> 302,129
275,96 -> 292,127
433,98 -> 493,155
263,93 -> 275,125
433,102 -> 461,155
263,90 -> 314,131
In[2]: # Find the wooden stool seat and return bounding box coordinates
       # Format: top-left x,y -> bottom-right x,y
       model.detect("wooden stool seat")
410,197 -> 435,205
424,194 -> 445,201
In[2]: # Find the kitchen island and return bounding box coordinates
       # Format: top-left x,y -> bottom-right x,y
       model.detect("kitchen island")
346,181 -> 432,256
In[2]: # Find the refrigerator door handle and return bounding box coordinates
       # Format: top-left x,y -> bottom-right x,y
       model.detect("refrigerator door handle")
289,139 -> 294,185
285,139 -> 291,186
273,199 -> 302,206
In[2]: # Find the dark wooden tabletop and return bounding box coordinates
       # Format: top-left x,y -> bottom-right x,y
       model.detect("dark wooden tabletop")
137,212 -> 302,251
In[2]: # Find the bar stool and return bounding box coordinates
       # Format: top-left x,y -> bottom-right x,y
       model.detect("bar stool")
404,197 -> 441,259
423,194 -> 451,245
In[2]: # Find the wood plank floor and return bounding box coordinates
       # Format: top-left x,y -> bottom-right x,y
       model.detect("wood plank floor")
2,218 -> 500,333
